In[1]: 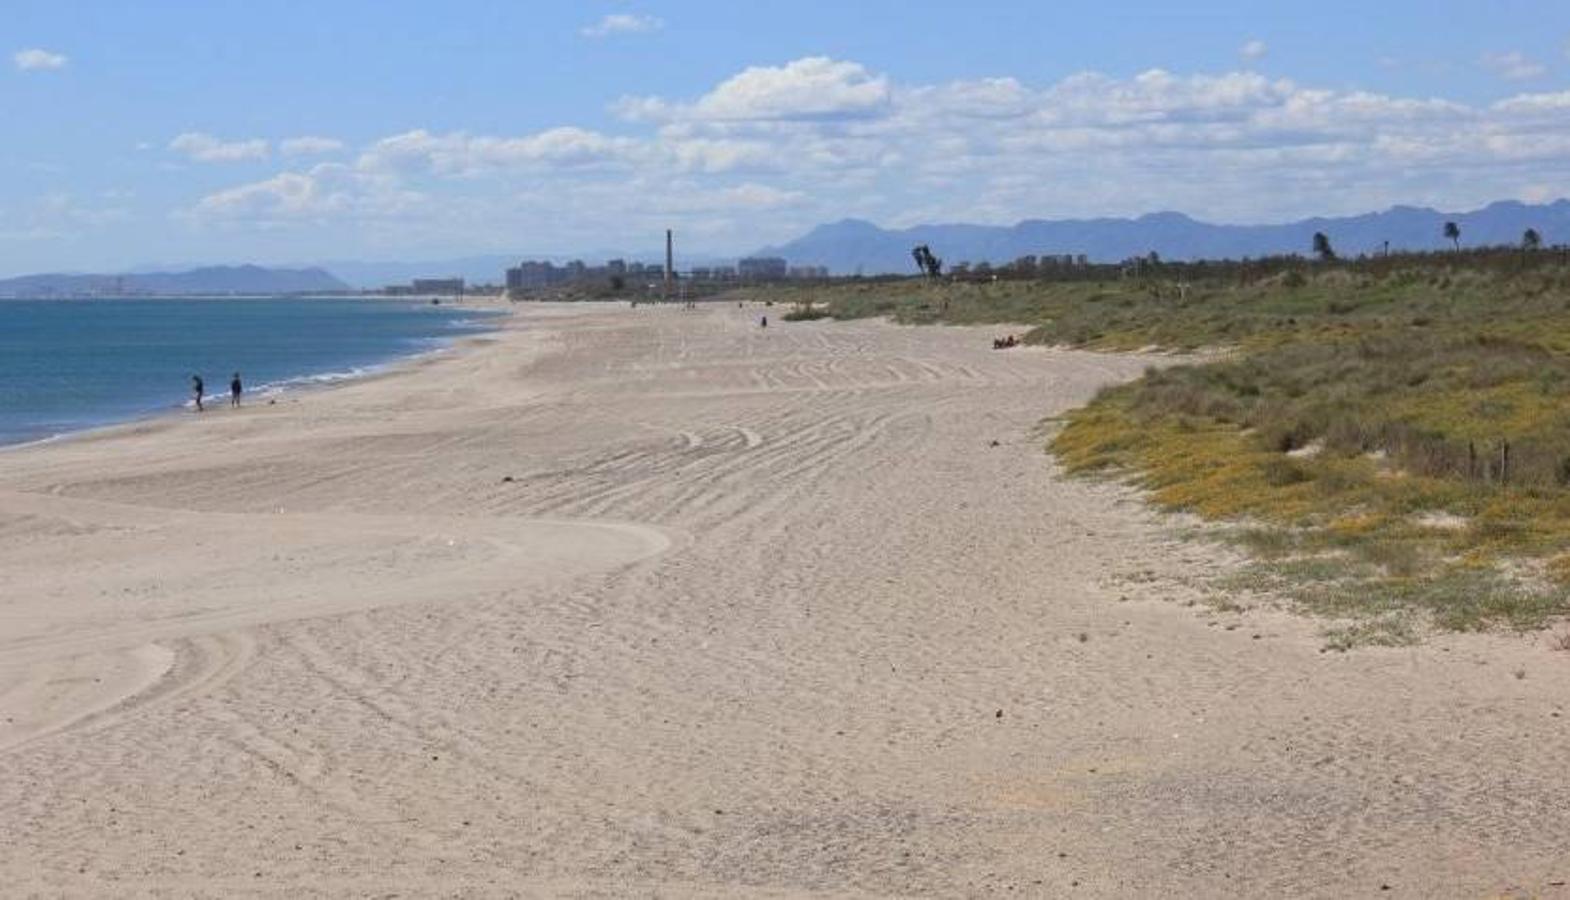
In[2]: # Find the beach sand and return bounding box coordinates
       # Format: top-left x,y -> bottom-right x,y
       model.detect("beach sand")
3,302 -> 1569,897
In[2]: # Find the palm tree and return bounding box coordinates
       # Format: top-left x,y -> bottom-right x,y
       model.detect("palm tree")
1312,231 -> 1335,261
1523,228 -> 1542,251
1443,221 -> 1461,252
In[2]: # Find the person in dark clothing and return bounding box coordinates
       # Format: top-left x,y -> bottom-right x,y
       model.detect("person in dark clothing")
230,372 -> 243,408
191,375 -> 204,412
760,315 -> 768,328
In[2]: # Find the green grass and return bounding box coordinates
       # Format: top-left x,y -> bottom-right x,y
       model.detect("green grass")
770,259 -> 1570,643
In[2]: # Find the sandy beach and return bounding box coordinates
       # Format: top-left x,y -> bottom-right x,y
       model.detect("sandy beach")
3,301 -> 1570,897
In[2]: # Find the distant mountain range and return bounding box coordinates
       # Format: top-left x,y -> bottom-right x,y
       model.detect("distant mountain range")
0,265 -> 349,297
7,200 -> 1568,292
757,200 -> 1570,275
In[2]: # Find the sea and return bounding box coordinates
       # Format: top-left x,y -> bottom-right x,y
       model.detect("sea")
0,297 -> 501,448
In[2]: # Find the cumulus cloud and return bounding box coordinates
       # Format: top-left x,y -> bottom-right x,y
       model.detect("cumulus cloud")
280,136 -> 346,157
1482,51 -> 1546,81
195,163 -> 419,221
581,13 -> 663,38
14,48 -> 67,71
619,57 -> 892,122
188,56 -> 1570,248
169,132 -> 270,162
1240,40 -> 1268,62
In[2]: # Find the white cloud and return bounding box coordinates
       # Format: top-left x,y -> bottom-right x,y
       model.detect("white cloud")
195,163 -> 419,221
1240,40 -> 1268,62
186,56 -> 1570,250
356,127 -> 640,176
581,13 -> 663,38
620,57 -> 892,122
1481,51 -> 1546,81
14,48 -> 67,71
280,136 -> 346,157
169,132 -> 270,162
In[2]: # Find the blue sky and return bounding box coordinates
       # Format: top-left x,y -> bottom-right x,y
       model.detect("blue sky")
5,0 -> 1570,275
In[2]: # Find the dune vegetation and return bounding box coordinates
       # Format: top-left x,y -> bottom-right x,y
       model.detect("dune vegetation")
775,250 -> 1570,642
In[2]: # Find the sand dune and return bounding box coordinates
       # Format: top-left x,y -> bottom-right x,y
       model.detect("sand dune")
3,303 -> 1569,897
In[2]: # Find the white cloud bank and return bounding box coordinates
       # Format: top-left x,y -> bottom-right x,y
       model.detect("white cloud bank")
581,13 -> 663,38
169,132 -> 270,162
1240,40 -> 1268,62
186,57 -> 1570,250
14,48 -> 67,71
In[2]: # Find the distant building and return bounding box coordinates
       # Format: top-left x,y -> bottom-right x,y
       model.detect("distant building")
1036,254 -> 1089,269
788,265 -> 829,279
506,262 -> 569,291
412,278 -> 465,295
738,257 -> 788,281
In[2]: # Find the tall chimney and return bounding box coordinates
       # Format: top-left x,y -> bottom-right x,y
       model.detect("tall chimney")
664,229 -> 674,301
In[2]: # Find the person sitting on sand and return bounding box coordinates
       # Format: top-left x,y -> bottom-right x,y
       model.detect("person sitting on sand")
230,372 -> 242,408
191,374 -> 204,412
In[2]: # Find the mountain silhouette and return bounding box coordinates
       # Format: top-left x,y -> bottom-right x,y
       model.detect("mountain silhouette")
757,200 -> 1570,274
0,265 -> 349,297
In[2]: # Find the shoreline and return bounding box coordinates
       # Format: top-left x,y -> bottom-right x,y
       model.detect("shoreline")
0,296 -> 510,454
6,302 -> 1570,896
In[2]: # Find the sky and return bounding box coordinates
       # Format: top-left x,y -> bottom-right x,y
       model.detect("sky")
5,0 -> 1570,275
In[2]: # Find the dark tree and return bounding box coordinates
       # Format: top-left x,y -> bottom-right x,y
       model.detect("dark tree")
1523,228 -> 1542,251
911,244 -> 943,279
1312,231 -> 1336,261
1443,221 -> 1461,252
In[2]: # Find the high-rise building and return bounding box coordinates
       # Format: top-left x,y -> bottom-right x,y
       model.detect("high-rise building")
738,257 -> 788,281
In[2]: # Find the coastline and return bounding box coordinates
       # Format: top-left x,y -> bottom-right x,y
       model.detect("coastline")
6,302 -> 1570,896
0,294 -> 509,453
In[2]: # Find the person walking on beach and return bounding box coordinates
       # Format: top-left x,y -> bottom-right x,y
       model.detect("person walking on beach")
230,372 -> 243,408
760,315 -> 768,329
191,374 -> 204,412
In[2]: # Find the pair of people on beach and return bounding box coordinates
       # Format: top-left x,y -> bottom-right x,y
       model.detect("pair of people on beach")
191,373 -> 242,412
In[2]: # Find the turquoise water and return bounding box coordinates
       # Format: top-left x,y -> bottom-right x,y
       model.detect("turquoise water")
0,297 -> 500,447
